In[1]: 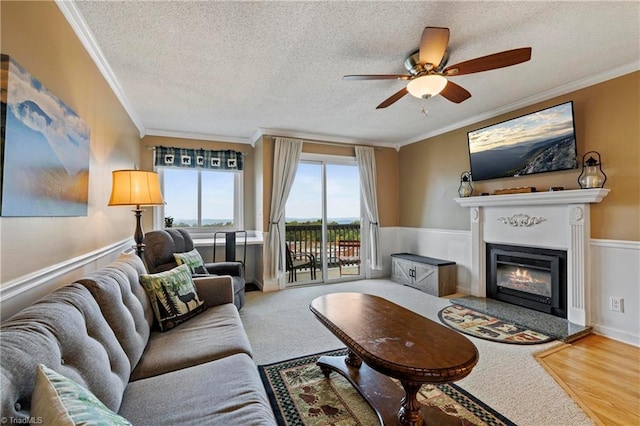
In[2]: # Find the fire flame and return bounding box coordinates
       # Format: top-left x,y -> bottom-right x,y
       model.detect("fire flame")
512,268 -> 536,283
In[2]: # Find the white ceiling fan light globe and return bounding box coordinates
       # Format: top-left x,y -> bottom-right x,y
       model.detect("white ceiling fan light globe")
407,75 -> 448,99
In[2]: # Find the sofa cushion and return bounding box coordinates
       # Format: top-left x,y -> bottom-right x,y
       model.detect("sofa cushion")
0,285 -> 130,421
76,253 -> 153,372
140,264 -> 206,331
174,248 -> 209,275
32,364 -> 132,426
120,353 -> 276,426
130,303 -> 253,381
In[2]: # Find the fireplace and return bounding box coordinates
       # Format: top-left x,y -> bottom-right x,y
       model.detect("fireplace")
487,243 -> 567,318
455,188 -> 610,326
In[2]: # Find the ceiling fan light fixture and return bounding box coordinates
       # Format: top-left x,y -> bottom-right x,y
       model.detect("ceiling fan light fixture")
407,75 -> 448,99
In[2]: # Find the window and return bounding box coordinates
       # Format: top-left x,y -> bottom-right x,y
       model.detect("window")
158,167 -> 243,232
285,154 -> 362,284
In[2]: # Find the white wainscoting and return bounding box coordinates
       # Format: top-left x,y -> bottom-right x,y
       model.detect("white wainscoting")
590,239 -> 640,346
395,227 -> 640,346
0,238 -> 134,321
365,226 -> 402,279
395,227 -> 473,294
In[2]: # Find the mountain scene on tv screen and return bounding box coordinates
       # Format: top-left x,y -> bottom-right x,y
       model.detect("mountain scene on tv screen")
470,136 -> 577,181
468,102 -> 578,181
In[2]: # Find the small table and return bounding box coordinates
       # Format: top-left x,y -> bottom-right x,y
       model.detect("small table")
309,293 -> 479,426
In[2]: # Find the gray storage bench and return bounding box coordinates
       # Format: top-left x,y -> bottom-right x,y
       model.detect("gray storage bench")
391,253 -> 457,296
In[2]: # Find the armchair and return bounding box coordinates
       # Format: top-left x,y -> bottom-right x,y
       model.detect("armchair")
143,229 -> 245,310
285,244 -> 317,282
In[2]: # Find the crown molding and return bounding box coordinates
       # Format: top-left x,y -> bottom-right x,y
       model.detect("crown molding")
398,62 -> 640,148
144,129 -> 253,145
55,0 -> 146,137
256,128 -> 398,149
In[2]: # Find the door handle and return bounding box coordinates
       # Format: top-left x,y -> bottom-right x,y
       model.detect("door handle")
409,267 -> 416,279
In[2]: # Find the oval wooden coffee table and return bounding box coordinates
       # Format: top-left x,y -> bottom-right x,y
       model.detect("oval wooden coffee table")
310,292 -> 479,426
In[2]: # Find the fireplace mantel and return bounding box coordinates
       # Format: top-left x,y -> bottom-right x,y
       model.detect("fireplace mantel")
454,188 -> 610,208
454,187 -> 610,326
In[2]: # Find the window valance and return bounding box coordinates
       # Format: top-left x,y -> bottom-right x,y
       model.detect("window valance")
154,146 -> 244,170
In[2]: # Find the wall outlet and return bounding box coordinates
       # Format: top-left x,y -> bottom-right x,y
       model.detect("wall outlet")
610,297 -> 624,312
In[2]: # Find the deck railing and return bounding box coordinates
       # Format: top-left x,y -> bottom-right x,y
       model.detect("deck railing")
285,223 -> 360,268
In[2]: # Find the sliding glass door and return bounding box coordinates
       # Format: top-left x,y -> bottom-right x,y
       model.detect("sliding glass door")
285,155 -> 361,286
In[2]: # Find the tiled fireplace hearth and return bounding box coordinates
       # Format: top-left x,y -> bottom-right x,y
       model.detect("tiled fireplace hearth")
455,188 -> 610,326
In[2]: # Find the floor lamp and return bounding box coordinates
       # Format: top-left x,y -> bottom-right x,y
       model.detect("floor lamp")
108,170 -> 165,257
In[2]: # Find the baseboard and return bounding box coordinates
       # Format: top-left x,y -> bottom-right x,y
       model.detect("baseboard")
591,325 -> 640,347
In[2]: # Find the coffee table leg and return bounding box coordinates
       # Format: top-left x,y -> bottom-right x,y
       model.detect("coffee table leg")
398,380 -> 424,426
345,349 -> 362,368
319,364 -> 333,378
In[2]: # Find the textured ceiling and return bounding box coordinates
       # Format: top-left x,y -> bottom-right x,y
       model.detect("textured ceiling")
67,1 -> 639,147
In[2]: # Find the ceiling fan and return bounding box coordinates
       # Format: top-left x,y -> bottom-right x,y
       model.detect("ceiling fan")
344,27 -> 532,109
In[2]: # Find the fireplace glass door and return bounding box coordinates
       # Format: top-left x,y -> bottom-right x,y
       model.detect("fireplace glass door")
496,263 -> 552,298
487,243 -> 567,318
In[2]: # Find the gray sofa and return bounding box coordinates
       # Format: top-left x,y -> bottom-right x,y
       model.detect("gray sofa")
0,253 -> 275,425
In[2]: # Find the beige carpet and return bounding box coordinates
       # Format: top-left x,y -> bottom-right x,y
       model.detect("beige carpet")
240,279 -> 593,426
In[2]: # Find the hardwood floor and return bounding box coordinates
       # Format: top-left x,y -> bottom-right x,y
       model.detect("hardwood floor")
536,334 -> 640,425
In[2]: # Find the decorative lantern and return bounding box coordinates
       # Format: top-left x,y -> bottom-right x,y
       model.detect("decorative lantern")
458,171 -> 473,197
578,151 -> 607,189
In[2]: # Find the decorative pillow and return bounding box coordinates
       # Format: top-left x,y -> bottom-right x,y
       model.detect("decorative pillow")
31,364 -> 131,426
139,264 -> 206,331
174,249 -> 209,275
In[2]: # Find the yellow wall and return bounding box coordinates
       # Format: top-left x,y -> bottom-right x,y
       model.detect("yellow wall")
399,71 -> 640,241
1,1 -> 141,284
259,135 -> 399,230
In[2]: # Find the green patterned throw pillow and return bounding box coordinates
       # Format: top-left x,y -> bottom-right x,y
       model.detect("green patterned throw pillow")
174,248 -> 209,275
140,264 -> 206,331
31,364 -> 131,426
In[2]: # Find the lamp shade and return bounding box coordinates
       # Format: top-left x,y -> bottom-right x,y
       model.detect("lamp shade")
407,75 -> 448,99
108,170 -> 164,206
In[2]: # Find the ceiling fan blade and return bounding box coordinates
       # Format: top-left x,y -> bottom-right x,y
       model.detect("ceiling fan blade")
439,80 -> 471,103
343,74 -> 410,81
376,87 -> 409,109
419,27 -> 450,68
443,47 -> 532,76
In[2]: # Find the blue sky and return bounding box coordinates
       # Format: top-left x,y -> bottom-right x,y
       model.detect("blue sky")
286,162 -> 360,220
162,162 -> 360,221
163,168 -> 234,220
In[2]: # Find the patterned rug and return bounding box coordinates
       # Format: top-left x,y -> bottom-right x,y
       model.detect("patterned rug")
439,304 -> 553,344
258,349 -> 515,426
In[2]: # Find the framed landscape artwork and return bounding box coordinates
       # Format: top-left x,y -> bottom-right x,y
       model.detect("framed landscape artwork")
0,54 -> 90,217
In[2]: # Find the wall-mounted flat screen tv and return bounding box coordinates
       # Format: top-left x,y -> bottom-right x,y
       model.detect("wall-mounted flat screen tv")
467,101 -> 578,181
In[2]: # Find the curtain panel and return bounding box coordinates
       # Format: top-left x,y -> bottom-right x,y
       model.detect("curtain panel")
355,146 -> 382,270
268,138 -> 303,283
154,146 -> 244,170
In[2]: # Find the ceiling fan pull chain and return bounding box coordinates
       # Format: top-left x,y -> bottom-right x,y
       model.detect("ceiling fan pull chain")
421,98 -> 429,116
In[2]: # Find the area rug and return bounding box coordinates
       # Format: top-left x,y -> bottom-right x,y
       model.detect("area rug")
258,349 -> 515,426
438,304 -> 553,344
